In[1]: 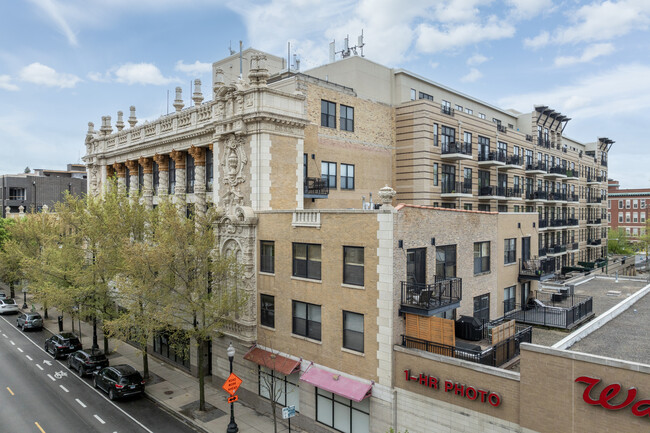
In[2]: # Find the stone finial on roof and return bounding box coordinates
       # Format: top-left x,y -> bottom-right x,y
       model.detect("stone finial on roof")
100,116 -> 113,135
116,111 -> 125,131
378,185 -> 396,209
128,106 -> 137,128
173,87 -> 184,112
87,122 -> 95,135
192,79 -> 204,106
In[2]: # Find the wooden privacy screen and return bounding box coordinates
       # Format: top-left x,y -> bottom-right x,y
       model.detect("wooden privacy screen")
405,314 -> 455,347
490,319 -> 515,345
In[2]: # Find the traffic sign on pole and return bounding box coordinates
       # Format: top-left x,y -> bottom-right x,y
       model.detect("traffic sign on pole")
227,395 -> 239,403
222,372 -> 243,396
282,405 -> 296,419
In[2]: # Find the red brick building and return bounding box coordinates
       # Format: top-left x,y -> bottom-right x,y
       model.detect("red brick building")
608,179 -> 650,240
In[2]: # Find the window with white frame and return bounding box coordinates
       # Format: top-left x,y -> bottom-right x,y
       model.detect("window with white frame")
642,212 -> 646,223
619,200 -> 623,209
465,107 -> 473,115
504,238 -> 516,264
316,388 -> 370,433
626,212 -> 631,223
634,200 -> 638,209
504,286 -> 516,313
634,212 -> 638,223
340,164 -> 354,190
479,113 -> 486,119
633,228 -> 639,236
410,89 -> 416,101
626,200 -> 631,209
343,311 -> 364,353
321,161 -> 337,188
619,214 -> 623,223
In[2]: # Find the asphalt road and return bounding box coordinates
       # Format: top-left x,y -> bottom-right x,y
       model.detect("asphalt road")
0,313 -> 198,433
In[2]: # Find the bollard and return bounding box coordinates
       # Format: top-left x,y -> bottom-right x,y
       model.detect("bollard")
57,315 -> 63,332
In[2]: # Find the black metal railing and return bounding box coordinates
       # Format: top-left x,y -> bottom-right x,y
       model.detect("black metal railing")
525,162 -> 547,172
478,151 -> 507,163
441,141 -> 472,156
400,278 -> 462,312
503,296 -> 592,329
539,247 -> 547,257
588,238 -> 602,246
586,196 -> 602,204
401,325 -> 532,367
549,244 -> 567,254
505,155 -> 522,166
601,159 -> 608,167
525,134 -> 532,142
567,194 -> 579,202
538,218 -> 548,229
569,242 -> 579,251
441,181 -> 472,194
478,185 -> 509,197
519,258 -> 556,279
566,169 -> 578,178
587,218 -> 602,225
548,165 -> 566,176
567,218 -> 579,226
304,177 -> 329,196
550,218 -> 567,227
441,106 -> 454,116
497,124 -> 507,133
548,192 -> 567,201
526,189 -> 548,200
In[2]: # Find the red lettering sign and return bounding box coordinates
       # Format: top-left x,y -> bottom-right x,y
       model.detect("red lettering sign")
575,376 -> 650,419
404,370 -> 502,407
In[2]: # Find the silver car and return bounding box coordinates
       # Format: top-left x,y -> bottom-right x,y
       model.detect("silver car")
17,312 -> 43,330
0,298 -> 20,314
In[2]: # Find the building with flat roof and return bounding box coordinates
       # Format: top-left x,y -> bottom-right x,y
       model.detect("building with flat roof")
1,163 -> 87,218
82,47 -> 619,433
608,179 -> 649,241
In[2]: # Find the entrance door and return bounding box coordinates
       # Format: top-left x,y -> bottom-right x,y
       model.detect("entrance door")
521,282 -> 530,307
522,237 -> 531,262
406,248 -> 426,286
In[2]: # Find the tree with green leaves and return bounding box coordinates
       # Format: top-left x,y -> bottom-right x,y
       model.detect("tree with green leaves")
608,228 -> 634,255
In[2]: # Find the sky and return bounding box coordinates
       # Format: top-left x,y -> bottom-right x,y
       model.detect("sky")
1,0 -> 649,188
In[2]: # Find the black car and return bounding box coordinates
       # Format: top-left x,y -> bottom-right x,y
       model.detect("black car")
16,312 -> 43,331
67,349 -> 109,376
44,333 -> 82,359
93,365 -> 145,400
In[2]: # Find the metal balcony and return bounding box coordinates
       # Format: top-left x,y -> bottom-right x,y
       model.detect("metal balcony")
440,142 -> 472,161
519,258 -> 556,281
400,278 -> 462,317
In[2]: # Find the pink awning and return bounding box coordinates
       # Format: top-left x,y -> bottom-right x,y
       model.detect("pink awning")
300,366 -> 372,402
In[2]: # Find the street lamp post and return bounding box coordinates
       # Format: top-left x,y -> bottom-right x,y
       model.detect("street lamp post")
22,287 -> 28,310
226,342 -> 238,433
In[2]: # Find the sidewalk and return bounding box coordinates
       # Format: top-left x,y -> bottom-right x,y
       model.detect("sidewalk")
35,302 -> 300,433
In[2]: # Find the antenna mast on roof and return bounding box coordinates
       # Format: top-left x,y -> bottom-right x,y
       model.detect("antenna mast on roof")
331,30 -> 365,62
228,41 -> 235,56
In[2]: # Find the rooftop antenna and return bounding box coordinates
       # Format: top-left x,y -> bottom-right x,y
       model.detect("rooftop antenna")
334,30 -> 365,60
329,40 -> 335,63
229,41 -> 235,56
239,40 -> 243,79
287,41 -> 291,72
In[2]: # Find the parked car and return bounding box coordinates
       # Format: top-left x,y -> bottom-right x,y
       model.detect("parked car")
0,291 -> 6,299
44,332 -> 82,359
93,365 -> 145,400
0,298 -> 19,315
68,349 -> 109,376
16,312 -> 43,331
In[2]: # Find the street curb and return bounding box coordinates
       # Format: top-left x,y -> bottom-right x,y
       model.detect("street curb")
143,393 -> 211,433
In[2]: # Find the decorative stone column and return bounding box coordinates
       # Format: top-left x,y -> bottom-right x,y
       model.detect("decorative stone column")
125,160 -> 139,198
113,162 -> 126,194
139,157 -> 153,208
188,146 -> 206,215
170,150 -> 186,210
105,165 -> 116,191
153,154 -> 169,198
378,185 -> 396,210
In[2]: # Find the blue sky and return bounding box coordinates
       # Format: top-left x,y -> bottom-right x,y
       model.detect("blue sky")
1,0 -> 649,188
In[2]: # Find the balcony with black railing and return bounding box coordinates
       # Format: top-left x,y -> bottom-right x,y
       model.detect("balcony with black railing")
525,189 -> 548,201
565,169 -> 579,179
400,277 -> 462,316
441,181 -> 472,196
304,177 -> 329,198
441,106 -> 455,116
548,244 -> 567,255
586,196 -> 603,205
519,258 -> 556,281
587,218 -> 602,226
503,293 -> 593,329
525,161 -> 547,174
587,238 -> 602,247
440,141 -> 472,160
478,151 -> 507,167
497,124 -> 507,133
567,217 -> 579,226
478,185 -> 505,198
568,242 -> 579,251
503,154 -> 523,169
539,247 -> 548,257
567,193 -> 579,202
538,218 -> 548,229
545,165 -> 568,179
549,218 -> 567,228
548,191 -> 567,202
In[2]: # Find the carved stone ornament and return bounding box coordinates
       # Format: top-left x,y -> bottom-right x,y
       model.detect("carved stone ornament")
220,134 -> 248,213
89,164 -> 100,196
378,185 -> 396,209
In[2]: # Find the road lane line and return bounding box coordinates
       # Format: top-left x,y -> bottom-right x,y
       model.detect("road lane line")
47,374 -> 56,381
36,364 -> 44,370
75,398 -> 86,408
2,333 -> 6,338
17,347 -> 23,352
35,422 -> 46,433
10,340 -> 15,345
26,355 -> 33,361
59,385 -> 69,393
6,387 -> 14,396
94,414 -> 106,424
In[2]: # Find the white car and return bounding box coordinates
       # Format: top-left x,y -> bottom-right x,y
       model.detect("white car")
0,298 -> 19,314
0,291 -> 6,299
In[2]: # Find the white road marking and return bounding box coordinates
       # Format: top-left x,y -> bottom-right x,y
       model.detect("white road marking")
59,385 -> 69,393
17,347 -> 23,352
94,414 -> 105,424
76,398 -> 86,408
43,360 -> 52,366
2,334 -> 6,338
36,364 -> 44,371
47,374 -> 56,381
10,340 -> 15,345
26,355 -> 32,361
54,371 -> 67,379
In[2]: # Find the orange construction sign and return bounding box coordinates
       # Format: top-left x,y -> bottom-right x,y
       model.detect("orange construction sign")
222,372 -> 243,396
227,395 -> 239,403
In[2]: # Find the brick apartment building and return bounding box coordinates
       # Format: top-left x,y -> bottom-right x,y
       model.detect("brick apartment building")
81,48 -> 624,433
608,179 -> 649,240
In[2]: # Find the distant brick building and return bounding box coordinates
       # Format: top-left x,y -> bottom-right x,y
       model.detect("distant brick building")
607,179 -> 650,240
1,164 -> 87,218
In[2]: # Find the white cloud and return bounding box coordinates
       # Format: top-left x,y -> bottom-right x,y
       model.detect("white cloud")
467,54 -> 488,66
506,0 -> 553,19
554,43 -> 615,67
175,60 -> 212,76
498,63 -> 650,119
27,0 -> 78,45
114,63 -> 177,86
416,16 -> 516,54
0,75 -> 19,91
461,68 -> 483,82
19,63 -> 81,88
524,31 -> 550,49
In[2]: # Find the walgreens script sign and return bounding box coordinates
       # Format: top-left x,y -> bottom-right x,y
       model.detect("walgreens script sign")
575,376 -> 649,419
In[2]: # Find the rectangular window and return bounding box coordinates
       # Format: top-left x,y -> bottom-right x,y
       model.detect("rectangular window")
8,187 -> 26,200
206,149 -> 214,191
435,245 -> 457,278
433,163 -> 439,186
433,123 -> 438,146
498,205 -> 508,212
260,241 -> 275,274
186,153 -> 195,193
340,164 -> 355,190
478,204 -> 490,212
504,238 -> 516,264
464,168 -> 472,190
479,113 -> 486,119
504,286 -> 515,313
410,89 -> 416,101
619,214 -> 623,223
340,105 -> 354,132
343,246 -> 364,286
633,200 -> 638,209
474,241 -> 490,274
321,100 -> 336,128
473,293 -> 490,322
455,104 -> 463,111
465,107 -> 473,115
292,243 -> 321,280
316,388 -> 370,433
321,161 -> 337,189
168,158 -> 176,195
626,212 -> 631,223
260,294 -> 275,328
634,212 -> 638,223
343,311 -> 364,353
419,91 -> 433,101
464,203 -> 472,210
642,212 -> 646,223
152,161 -> 160,194
626,200 -> 631,209
440,125 -> 455,151
292,301 -> 321,340
618,200 -> 623,209
259,367 -> 299,411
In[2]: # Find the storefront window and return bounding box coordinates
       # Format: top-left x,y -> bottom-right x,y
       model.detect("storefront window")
316,388 -> 369,433
258,367 -> 300,411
